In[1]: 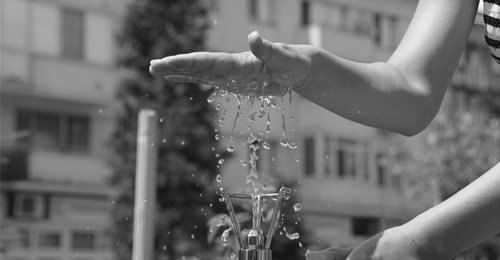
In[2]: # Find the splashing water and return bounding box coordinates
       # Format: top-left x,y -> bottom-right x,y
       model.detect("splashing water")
221,228 -> 232,246
293,203 -> 301,212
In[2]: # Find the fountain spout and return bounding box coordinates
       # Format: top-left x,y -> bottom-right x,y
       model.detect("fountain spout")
217,187 -> 292,260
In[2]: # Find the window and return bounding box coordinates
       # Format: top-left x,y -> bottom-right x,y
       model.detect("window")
376,153 -> 387,187
38,231 -> 61,249
16,110 -> 90,151
72,231 -> 96,250
337,139 -> 356,178
249,0 -> 258,20
301,0 -> 310,26
352,217 -> 379,236
304,137 -> 315,176
10,228 -> 31,249
248,0 -> 275,24
14,193 -> 44,219
61,8 -> 84,60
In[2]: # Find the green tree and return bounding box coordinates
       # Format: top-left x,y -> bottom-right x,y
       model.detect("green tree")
108,1 -> 224,260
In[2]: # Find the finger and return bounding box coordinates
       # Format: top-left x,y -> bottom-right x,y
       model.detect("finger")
151,52 -> 241,76
248,31 -> 274,62
306,247 -> 354,260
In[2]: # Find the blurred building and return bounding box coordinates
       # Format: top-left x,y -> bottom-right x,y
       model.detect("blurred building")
209,0 -> 494,249
1,0 -> 496,260
0,0 -> 125,259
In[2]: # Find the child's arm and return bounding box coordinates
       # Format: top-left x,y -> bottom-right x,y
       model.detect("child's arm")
402,162 -> 500,259
306,162 -> 500,260
150,0 -> 479,135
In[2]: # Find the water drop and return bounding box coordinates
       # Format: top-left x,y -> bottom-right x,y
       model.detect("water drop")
288,142 -> 298,149
180,140 -> 185,146
293,203 -> 301,212
163,245 -> 167,250
209,227 -> 214,232
216,174 -> 222,182
214,20 -> 218,24
159,117 -> 164,122
221,228 -> 231,246
230,252 -> 236,260
240,159 -> 248,167
295,156 -> 300,162
207,91 -> 217,103
299,242 -> 303,247
218,159 -> 225,165
191,234 -> 195,239
279,137 -> 288,147
286,232 -> 300,240
227,145 -> 234,152
215,134 -> 220,140
263,141 -> 271,150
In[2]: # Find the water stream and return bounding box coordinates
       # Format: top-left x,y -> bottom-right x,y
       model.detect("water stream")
207,80 -> 302,249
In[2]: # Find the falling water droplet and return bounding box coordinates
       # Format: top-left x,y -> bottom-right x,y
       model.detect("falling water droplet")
216,174 -> 222,182
279,137 -> 288,147
293,203 -> 301,212
207,91 -> 217,103
191,234 -> 195,239
286,232 -> 300,240
160,117 -> 164,122
240,159 -> 248,167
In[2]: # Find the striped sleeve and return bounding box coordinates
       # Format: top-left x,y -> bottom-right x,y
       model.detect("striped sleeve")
484,0 -> 500,63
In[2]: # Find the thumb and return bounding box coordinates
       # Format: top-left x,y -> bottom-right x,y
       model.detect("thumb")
306,247 -> 354,260
248,31 -> 274,62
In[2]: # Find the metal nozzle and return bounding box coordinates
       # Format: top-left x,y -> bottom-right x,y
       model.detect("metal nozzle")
217,187 -> 291,260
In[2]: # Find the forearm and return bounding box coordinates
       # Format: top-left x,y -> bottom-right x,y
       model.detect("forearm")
294,49 -> 434,136
294,0 -> 478,136
403,162 -> 500,259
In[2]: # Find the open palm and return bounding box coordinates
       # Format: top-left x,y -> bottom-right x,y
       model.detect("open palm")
149,31 -> 313,96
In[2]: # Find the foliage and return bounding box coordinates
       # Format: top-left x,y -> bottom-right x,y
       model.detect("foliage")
108,1 -> 225,260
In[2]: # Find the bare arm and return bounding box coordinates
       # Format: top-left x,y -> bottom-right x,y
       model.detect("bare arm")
150,0 -> 479,136
403,162 -> 500,259
305,162 -> 500,260
294,0 -> 479,135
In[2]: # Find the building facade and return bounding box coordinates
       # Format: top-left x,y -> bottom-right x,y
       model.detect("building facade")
0,0 -> 125,259
1,0 -> 495,260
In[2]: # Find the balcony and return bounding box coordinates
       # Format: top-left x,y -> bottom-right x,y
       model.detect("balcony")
0,48 -> 118,105
1,145 -> 29,181
1,144 -> 112,184
298,178 -> 429,220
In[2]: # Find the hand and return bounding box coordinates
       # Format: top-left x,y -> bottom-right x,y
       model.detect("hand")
305,228 -> 427,260
149,31 -> 314,96
306,247 -> 354,260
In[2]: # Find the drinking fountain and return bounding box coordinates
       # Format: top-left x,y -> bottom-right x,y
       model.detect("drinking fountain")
216,187 -> 292,260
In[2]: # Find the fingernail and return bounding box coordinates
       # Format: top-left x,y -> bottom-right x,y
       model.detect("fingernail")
150,59 -> 161,65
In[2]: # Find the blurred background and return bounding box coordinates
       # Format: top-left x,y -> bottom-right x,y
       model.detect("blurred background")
1,0 -> 500,260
